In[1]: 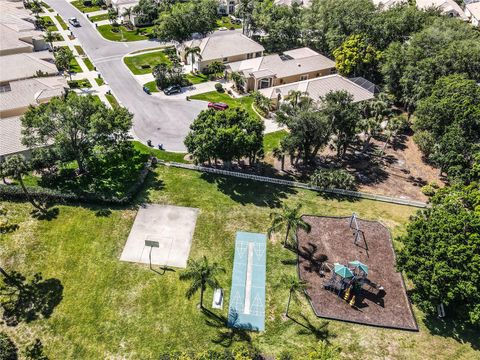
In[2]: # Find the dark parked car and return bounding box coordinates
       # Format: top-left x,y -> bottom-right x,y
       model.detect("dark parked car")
142,86 -> 151,95
68,17 -> 80,27
163,85 -> 181,95
208,102 -> 229,110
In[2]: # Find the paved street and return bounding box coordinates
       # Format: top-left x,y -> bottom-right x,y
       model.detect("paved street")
44,0 -> 206,151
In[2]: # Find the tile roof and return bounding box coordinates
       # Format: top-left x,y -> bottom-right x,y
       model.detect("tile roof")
259,74 -> 375,103
0,76 -> 67,113
183,32 -> 265,62
466,2 -> 480,18
0,116 -> 28,157
0,51 -> 58,83
416,0 -> 467,19
228,47 -> 335,79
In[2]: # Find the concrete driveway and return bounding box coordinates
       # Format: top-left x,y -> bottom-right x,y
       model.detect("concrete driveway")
44,0 -> 206,151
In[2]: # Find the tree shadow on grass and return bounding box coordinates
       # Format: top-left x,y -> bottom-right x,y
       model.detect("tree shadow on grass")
287,313 -> 333,342
0,269 -> 63,326
132,170 -> 165,205
200,173 -> 297,208
423,315 -> 480,351
202,308 -> 252,347
31,207 -> 59,221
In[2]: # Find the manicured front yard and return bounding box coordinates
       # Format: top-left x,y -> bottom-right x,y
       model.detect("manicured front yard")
74,45 -> 85,56
71,0 -> 102,12
123,50 -> 172,75
105,93 -> 119,107
67,78 -> 92,88
143,80 -> 159,93
1,166 -> 477,358
89,13 -> 109,22
97,24 -> 154,42
69,57 -> 83,73
83,57 -> 95,71
41,16 -> 58,31
263,130 -> 288,153
216,16 -> 242,29
189,91 -> 259,121
94,77 -> 105,86
186,72 -> 209,85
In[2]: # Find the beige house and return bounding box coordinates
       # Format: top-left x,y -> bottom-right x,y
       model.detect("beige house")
0,116 -> 31,159
178,32 -> 265,72
0,51 -> 58,85
465,2 -> 480,26
259,74 -> 375,109
274,0 -> 312,6
226,47 -> 336,92
218,0 -> 238,15
0,0 -> 47,56
416,0 -> 468,19
372,0 -> 407,10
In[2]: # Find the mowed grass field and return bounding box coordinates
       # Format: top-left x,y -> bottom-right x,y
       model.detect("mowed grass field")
1,166 -> 478,359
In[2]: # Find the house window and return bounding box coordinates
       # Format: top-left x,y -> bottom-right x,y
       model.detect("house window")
300,74 -> 308,81
255,52 -> 262,57
258,78 -> 271,89
247,53 -> 253,59
223,57 -> 228,62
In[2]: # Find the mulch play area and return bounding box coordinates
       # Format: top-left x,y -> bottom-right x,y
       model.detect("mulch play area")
297,216 -> 418,331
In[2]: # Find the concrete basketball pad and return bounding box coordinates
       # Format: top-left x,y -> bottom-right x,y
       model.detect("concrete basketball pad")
120,204 -> 199,268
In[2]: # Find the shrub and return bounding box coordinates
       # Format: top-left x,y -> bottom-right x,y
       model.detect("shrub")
215,83 -> 224,92
0,332 -> 18,360
421,184 -> 436,196
310,168 -> 356,190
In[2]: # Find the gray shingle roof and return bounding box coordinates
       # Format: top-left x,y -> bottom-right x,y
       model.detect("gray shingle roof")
0,116 -> 28,157
0,51 -> 58,83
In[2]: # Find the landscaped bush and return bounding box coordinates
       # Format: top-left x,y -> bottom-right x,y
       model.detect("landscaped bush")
0,332 -> 18,360
215,83 -> 224,92
421,181 -> 439,196
310,168 -> 357,190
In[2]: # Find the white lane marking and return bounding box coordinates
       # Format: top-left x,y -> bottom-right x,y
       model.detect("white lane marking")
244,242 -> 254,314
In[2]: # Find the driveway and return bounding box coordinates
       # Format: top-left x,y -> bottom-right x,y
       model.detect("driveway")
44,0 -> 206,151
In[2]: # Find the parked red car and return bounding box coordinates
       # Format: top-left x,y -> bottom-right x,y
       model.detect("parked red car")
208,102 -> 229,110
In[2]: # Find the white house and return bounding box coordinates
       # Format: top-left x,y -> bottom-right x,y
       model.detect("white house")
465,2 -> 480,26
416,0 -> 468,19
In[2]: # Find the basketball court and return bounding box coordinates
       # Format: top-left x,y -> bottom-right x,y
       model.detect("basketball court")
227,231 -> 266,331
120,204 -> 199,268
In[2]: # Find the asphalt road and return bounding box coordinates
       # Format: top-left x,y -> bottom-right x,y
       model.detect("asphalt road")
44,0 -> 206,152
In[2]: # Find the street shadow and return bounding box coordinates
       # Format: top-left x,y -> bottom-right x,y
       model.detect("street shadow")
424,315 -> 480,351
200,173 -> 296,208
202,308 -> 252,347
0,270 -> 63,326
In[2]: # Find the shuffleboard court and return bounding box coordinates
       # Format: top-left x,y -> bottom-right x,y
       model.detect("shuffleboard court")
227,231 -> 266,331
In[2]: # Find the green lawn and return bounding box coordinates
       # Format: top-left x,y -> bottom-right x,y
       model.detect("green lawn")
90,94 -> 103,105
216,16 -> 242,30
133,141 -> 187,163
67,78 -> 92,88
263,130 -> 288,153
143,80 -> 159,93
89,13 -> 109,22
74,45 -> 85,56
71,0 -> 102,12
55,15 -> 68,30
97,24 -> 154,42
123,50 -> 172,75
186,73 -> 209,85
189,91 -> 260,121
41,16 -> 58,31
94,77 -> 105,86
83,57 -> 95,71
106,93 -> 119,107
2,166 -> 478,359
69,57 -> 83,73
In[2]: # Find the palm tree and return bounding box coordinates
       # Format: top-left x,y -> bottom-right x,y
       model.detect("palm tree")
185,46 -> 202,73
179,256 -> 225,309
281,275 -> 308,318
122,6 -> 132,26
54,48 -> 74,80
230,72 -> 244,91
44,29 -> 55,51
108,7 -> 118,26
2,155 -> 46,213
267,203 -> 311,247
273,146 -> 286,172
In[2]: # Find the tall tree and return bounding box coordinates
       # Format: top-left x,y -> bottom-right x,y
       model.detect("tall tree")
21,93 -> 132,174
184,46 -> 202,73
54,47 -> 74,80
358,92 -> 392,152
397,183 -> 480,326
281,275 -> 308,318
1,155 -> 45,213
43,29 -> 55,51
122,6 -> 132,25
179,256 -> 224,309
321,90 -> 360,158
267,204 -> 311,247
132,0 -> 158,26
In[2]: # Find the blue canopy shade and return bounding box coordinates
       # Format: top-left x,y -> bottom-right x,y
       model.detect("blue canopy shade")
334,263 -> 354,278
349,260 -> 369,275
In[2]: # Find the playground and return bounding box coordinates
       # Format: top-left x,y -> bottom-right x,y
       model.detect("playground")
297,215 -> 418,331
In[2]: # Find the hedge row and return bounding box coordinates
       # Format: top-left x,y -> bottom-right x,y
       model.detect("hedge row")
0,158 -> 154,206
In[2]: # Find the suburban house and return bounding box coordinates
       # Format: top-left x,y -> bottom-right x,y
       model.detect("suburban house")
226,47 -> 336,92
372,0 -> 407,10
465,2 -> 480,26
274,0 -> 312,6
416,0 -> 468,19
107,0 -> 143,26
178,32 -> 265,72
0,0 -> 65,159
258,74 -> 375,109
0,1 -> 47,56
218,0 -> 237,15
